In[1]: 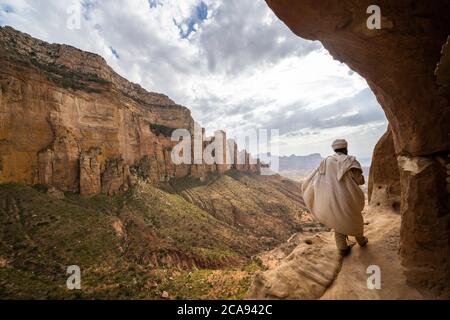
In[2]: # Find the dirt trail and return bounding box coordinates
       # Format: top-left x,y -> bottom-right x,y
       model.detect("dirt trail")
321,206 -> 431,299
247,206 -> 434,300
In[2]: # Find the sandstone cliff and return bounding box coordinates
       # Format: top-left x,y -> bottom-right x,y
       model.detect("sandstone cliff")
0,26 -> 259,196
367,127 -> 400,211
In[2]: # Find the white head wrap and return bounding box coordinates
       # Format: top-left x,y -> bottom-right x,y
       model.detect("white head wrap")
332,139 -> 348,151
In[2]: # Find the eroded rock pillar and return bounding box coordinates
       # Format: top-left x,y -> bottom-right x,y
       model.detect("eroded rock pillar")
398,155 -> 449,295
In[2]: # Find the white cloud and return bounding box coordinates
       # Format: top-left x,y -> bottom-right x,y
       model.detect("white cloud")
0,0 -> 387,160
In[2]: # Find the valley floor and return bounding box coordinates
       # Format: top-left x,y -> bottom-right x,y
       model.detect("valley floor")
321,207 -> 431,299
0,172 -> 306,299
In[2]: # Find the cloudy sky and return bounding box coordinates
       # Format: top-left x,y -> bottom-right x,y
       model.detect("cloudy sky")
0,0 -> 387,163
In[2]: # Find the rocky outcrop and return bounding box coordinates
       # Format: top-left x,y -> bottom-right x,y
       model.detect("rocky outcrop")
368,128 -> 400,211
397,154 -> 449,296
79,148 -> 101,197
249,206 -> 437,300
37,126 -> 80,192
46,186 -> 65,200
101,158 -> 134,195
0,26 -> 260,197
321,207 -> 432,299
266,0 -> 450,296
247,231 -> 341,299
436,36 -> 450,100
170,173 -> 304,247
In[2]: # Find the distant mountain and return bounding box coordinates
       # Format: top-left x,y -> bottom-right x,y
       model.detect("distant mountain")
273,153 -> 370,184
255,153 -> 324,181
278,153 -> 324,172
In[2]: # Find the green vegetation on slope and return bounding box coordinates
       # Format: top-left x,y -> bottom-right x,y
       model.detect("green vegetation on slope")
0,179 -> 275,299
167,171 -> 305,248
0,184 -> 264,299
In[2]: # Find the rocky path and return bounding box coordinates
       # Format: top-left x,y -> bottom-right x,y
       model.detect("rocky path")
321,207 -> 430,299
247,206 -> 433,300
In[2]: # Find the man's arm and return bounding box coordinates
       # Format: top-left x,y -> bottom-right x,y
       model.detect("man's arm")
350,168 -> 365,185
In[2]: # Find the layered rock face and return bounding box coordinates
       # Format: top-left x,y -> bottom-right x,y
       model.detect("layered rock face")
368,128 -> 400,211
266,0 -> 449,296
0,26 -> 260,196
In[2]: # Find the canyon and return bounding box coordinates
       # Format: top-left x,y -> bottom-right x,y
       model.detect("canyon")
0,26 -> 260,197
1,0 -> 449,299
0,26 -> 304,299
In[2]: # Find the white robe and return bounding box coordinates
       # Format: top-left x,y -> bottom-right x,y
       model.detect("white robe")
301,154 -> 365,236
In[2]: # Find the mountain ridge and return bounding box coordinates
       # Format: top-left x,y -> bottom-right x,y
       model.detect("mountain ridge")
0,26 -> 260,196
0,26 -> 308,299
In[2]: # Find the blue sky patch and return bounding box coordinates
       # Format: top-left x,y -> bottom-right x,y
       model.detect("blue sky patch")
109,46 -> 120,59
174,1 -> 208,39
81,1 -> 95,21
196,1 -> 208,21
1,4 -> 14,13
148,0 -> 162,9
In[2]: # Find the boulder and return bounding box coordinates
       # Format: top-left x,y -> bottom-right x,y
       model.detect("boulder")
247,232 -> 341,299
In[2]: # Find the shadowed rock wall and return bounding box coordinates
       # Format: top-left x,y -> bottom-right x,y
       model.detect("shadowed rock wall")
266,0 -> 449,296
368,127 -> 400,211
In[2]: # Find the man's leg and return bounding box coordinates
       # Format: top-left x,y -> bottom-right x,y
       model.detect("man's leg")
355,235 -> 368,247
334,231 -> 351,255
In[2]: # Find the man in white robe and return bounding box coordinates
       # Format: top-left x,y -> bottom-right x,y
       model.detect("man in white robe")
302,139 -> 368,255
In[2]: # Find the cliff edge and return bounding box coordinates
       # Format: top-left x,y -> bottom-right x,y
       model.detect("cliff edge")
0,26 -> 259,196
